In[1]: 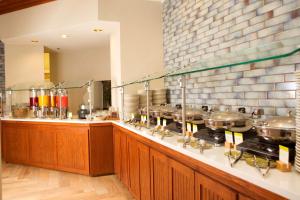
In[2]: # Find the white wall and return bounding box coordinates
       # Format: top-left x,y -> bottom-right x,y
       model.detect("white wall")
99,0 -> 165,111
53,45 -> 110,82
5,44 -> 44,87
5,44 -> 45,103
52,43 -> 111,113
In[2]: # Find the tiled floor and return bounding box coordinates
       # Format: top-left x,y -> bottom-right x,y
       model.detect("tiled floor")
2,163 -> 133,200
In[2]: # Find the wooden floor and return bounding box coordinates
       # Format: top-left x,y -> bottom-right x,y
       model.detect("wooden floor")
2,163 -> 134,200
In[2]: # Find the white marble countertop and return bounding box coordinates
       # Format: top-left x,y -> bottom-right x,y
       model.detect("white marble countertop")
0,117 -> 112,124
113,121 -> 300,200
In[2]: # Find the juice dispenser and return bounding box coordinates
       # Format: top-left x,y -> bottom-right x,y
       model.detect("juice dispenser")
55,89 -> 68,119
49,89 -> 57,118
37,88 -> 50,118
29,88 -> 38,118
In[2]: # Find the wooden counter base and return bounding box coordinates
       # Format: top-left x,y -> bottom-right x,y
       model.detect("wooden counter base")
113,124 -> 287,200
1,120 -> 288,199
1,120 -> 114,176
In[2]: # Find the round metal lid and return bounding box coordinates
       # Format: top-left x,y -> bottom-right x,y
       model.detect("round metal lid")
262,115 -> 295,129
209,110 -> 247,121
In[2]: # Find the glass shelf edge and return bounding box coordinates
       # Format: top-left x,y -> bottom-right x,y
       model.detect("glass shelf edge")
112,46 -> 300,88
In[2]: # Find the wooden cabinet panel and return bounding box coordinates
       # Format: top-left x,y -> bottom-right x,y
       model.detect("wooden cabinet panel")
29,125 -> 56,168
128,136 -> 140,199
116,127 -> 151,200
56,127 -> 89,174
168,159 -> 194,200
120,131 -> 129,187
195,172 -> 237,200
113,128 -> 121,179
89,125 -> 114,176
150,149 -> 169,200
3,124 -> 29,164
2,121 -> 113,176
138,142 -> 151,200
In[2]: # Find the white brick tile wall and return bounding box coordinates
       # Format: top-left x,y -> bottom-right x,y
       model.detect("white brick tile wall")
163,0 -> 299,116
274,1 -> 300,16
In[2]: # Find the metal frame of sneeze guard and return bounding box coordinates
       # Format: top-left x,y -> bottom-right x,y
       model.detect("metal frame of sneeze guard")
144,81 -> 150,129
1,80 -> 94,120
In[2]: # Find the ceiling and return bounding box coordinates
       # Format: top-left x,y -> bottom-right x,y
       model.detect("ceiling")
0,0 -> 55,15
2,20 -> 119,51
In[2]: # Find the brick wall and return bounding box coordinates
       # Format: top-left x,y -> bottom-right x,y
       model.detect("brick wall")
0,41 -> 4,91
163,0 -> 300,116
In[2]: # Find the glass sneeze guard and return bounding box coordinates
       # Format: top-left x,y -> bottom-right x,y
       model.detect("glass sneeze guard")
113,36 -> 300,88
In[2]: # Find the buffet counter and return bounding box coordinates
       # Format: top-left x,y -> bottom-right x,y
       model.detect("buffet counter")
1,118 -> 300,199
113,121 -> 300,200
1,118 -> 114,176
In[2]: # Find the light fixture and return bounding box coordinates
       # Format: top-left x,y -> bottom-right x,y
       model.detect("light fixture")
31,40 -> 39,43
93,28 -> 103,32
61,34 -> 69,39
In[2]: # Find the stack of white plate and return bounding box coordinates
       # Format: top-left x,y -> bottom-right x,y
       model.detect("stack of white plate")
138,90 -> 153,108
124,94 -> 139,115
152,89 -> 167,106
296,72 -> 300,172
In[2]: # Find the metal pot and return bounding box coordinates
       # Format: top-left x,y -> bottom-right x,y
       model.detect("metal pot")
255,113 -> 296,142
204,108 -> 253,131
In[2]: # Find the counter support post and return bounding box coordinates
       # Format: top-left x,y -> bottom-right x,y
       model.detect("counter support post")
144,81 -> 150,128
87,80 -> 93,120
120,86 -> 125,121
179,75 -> 186,137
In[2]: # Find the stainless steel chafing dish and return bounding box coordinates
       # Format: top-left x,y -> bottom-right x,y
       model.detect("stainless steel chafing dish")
159,105 -> 175,119
204,108 -> 253,132
255,112 -> 296,143
172,106 -> 208,124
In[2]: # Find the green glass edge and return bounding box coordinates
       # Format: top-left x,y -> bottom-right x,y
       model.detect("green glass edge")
112,47 -> 300,88
169,47 -> 300,77
3,81 -> 91,92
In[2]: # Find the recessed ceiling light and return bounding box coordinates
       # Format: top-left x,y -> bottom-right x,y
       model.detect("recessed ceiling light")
93,28 -> 103,32
31,40 -> 39,43
61,34 -> 69,39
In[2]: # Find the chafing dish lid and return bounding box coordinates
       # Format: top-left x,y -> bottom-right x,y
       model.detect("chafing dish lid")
208,111 -> 247,121
259,115 -> 295,129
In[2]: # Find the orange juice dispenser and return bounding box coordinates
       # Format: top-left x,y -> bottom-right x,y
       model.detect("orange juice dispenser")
48,89 -> 57,118
37,88 -> 50,118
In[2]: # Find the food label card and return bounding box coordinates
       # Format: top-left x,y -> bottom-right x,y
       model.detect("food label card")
279,145 -> 289,164
234,132 -> 243,145
157,117 -> 161,126
187,123 -> 192,132
163,119 -> 167,127
225,131 -> 234,144
192,124 -> 198,133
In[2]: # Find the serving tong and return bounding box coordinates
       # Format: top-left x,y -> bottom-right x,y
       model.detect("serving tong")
151,125 -> 174,140
227,147 -> 271,177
